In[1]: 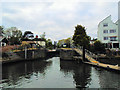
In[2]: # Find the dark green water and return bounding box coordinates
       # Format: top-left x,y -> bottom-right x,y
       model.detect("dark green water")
1,57 -> 120,88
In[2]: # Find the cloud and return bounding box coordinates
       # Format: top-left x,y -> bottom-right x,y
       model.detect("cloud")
1,0 -> 120,2
1,1 -> 119,41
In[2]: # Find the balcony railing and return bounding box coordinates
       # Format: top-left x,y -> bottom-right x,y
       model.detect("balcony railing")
110,39 -> 117,41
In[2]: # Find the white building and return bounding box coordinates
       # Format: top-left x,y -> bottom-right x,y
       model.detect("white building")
118,2 -> 120,48
97,15 -> 120,48
22,39 -> 46,48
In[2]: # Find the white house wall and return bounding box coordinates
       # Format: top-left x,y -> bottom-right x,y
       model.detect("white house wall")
98,15 -> 120,48
34,41 -> 45,47
118,1 -> 120,48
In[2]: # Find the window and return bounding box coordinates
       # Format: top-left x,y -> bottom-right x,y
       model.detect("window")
110,30 -> 116,33
110,37 -> 117,41
104,37 -> 108,40
103,30 -> 108,33
103,23 -> 108,27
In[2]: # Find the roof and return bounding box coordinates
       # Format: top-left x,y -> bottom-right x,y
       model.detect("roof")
2,38 -> 8,43
115,20 -> 118,24
0,31 -> 3,36
0,37 -> 3,41
22,38 -> 46,41
98,15 -> 111,26
0,37 -> 8,43
98,15 -> 118,26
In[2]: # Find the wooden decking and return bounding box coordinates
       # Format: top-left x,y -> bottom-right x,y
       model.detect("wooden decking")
61,48 -> 73,50
85,62 -> 120,71
74,48 -> 97,62
74,48 -> 120,71
73,56 -> 82,60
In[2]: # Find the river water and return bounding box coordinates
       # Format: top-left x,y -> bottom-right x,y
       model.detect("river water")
1,57 -> 120,88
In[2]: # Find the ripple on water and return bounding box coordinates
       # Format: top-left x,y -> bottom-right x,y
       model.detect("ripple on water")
1,57 -> 120,88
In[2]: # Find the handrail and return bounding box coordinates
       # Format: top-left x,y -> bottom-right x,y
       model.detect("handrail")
72,45 -> 97,59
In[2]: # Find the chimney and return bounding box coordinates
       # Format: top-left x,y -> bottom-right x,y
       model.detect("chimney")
36,35 -> 38,38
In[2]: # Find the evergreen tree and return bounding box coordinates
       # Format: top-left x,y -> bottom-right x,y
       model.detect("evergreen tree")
72,25 -> 90,49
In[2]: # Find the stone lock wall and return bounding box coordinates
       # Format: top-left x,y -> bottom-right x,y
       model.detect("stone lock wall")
60,49 -> 74,60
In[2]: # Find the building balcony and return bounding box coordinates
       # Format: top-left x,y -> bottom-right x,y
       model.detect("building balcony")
110,39 -> 117,41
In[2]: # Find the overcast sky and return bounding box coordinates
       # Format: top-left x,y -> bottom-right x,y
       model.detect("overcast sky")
1,0 -> 120,41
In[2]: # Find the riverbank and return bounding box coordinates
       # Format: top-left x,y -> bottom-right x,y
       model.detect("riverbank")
59,48 -> 120,72
97,58 -> 120,66
1,47 -> 120,67
1,48 -> 45,64
1,48 -> 59,64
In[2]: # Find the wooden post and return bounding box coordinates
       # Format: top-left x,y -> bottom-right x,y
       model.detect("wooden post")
32,51 -> 34,59
25,63 -> 27,73
25,46 -> 27,59
83,46 -> 85,62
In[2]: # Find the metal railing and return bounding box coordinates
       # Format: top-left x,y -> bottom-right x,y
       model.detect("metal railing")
72,45 -> 98,60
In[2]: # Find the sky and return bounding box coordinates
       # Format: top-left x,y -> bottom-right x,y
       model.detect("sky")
0,0 -> 120,41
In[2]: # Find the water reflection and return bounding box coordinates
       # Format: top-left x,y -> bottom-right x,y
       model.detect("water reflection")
2,59 -> 52,87
93,68 -> 120,88
60,60 -> 91,88
1,57 -> 120,88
